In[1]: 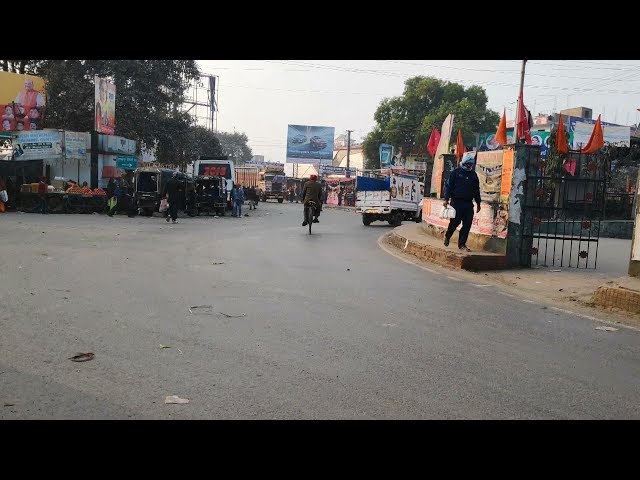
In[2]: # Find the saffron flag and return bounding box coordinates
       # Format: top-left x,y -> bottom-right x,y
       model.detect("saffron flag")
580,114 -> 604,154
495,109 -> 507,146
426,128 -> 441,157
517,91 -> 532,144
556,116 -> 569,154
455,130 -> 464,163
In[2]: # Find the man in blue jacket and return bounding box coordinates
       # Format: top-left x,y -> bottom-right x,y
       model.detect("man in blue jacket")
442,155 -> 481,252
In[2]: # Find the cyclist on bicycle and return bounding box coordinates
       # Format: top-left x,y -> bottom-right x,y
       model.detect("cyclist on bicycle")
302,174 -> 322,226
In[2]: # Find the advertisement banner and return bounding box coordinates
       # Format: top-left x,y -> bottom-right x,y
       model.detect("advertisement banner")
325,177 -> 355,206
422,197 -> 507,239
570,118 -> 630,149
320,165 -> 357,176
95,75 -> 116,135
0,72 -> 46,132
246,160 -> 284,168
476,150 -> 503,203
100,134 -> 135,155
430,114 -> 454,196
390,173 -> 420,203
379,143 -> 393,168
286,124 -> 335,164
64,131 -> 88,160
393,154 -> 427,171
14,130 -> 62,160
478,129 -> 555,159
500,148 -> 514,204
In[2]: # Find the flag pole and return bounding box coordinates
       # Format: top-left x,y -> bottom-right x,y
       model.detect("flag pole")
515,60 -> 527,143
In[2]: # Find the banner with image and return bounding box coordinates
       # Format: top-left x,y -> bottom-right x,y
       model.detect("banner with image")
95,75 -> 116,135
0,71 -> 46,132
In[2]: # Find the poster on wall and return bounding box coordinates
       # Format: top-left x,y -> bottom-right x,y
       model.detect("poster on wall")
286,124 -> 335,164
379,144 -> 393,168
0,71 -> 46,132
422,197 -> 507,239
476,150 -> 503,203
95,75 -> 116,135
64,131 -> 88,160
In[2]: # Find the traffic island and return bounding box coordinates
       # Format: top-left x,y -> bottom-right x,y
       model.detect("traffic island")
388,223 -> 510,271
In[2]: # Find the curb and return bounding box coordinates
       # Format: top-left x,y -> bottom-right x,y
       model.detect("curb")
387,231 -> 510,271
593,284 -> 640,314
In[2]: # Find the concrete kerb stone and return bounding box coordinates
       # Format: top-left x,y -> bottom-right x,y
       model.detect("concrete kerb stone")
593,284 -> 640,314
388,230 -> 509,271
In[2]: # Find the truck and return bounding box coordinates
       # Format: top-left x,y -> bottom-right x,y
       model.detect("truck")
193,156 -> 234,207
257,167 -> 286,203
235,166 -> 260,189
356,171 -> 423,226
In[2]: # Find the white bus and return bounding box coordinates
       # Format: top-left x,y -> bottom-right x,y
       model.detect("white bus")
193,157 -> 235,206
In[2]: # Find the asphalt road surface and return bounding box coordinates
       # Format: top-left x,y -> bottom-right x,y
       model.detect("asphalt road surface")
1,202 -> 639,419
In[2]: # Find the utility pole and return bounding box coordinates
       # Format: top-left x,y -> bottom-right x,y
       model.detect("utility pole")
515,60 -> 527,143
346,130 -> 353,178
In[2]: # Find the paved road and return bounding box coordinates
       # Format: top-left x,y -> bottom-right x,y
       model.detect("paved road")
1,202 -> 640,419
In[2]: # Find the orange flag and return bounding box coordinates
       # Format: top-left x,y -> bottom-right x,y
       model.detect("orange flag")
580,114 -> 604,154
556,116 -> 569,154
455,130 -> 464,163
495,109 -> 507,146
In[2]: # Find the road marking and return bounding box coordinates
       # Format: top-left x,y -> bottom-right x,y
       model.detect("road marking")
549,306 -> 640,332
447,276 -> 463,282
381,323 -> 397,327
522,299 -> 535,304
498,292 -> 515,298
472,284 -> 492,288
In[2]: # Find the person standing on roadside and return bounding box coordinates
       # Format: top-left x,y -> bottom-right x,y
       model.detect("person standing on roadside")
232,183 -> 245,217
162,171 -> 181,224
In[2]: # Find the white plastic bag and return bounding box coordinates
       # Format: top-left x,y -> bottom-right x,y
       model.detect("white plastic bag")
0,190 -> 7,202
159,198 -> 169,212
440,205 -> 456,219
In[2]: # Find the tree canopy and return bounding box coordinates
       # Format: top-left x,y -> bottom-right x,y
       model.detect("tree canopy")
215,131 -> 253,164
363,76 -> 500,169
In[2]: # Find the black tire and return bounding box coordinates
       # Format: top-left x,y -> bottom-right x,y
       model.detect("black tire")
278,198 -> 284,203
144,208 -> 154,217
187,208 -> 197,217
388,211 -> 403,227
362,214 -> 372,226
414,211 -> 422,223
307,206 -> 314,234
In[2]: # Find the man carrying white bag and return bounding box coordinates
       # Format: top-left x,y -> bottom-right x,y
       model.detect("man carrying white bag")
442,155 -> 481,252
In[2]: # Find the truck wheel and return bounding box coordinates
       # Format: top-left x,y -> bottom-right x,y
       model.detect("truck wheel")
362,214 -> 372,226
414,210 -> 422,223
187,208 -> 198,217
388,211 -> 403,227
278,198 -> 284,203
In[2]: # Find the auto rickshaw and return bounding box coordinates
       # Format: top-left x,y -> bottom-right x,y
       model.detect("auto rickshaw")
189,175 -> 226,216
135,167 -> 196,217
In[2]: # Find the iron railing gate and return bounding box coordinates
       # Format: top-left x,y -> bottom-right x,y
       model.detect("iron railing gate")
523,152 -> 606,269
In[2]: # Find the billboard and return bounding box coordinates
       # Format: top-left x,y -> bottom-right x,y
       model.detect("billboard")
320,165 -> 356,176
286,124 -> 335,164
14,129 -> 62,160
569,117 -> 630,149
0,72 -> 46,132
95,75 -> 116,135
379,144 -> 393,168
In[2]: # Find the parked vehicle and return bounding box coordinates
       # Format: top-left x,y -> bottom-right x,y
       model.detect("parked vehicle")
356,171 -> 423,226
194,157 -> 234,207
189,175 -> 226,216
134,167 -> 195,216
258,167 -> 286,203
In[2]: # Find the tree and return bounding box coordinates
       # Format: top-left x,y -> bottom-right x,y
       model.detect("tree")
215,131 -> 252,164
156,125 -> 223,165
363,76 -> 499,169
9,60 -> 201,161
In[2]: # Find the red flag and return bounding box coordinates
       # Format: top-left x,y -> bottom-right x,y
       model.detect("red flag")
556,116 -> 569,154
455,130 -> 464,163
495,109 -> 507,146
426,128 -> 440,157
517,91 -> 532,144
580,114 -> 604,154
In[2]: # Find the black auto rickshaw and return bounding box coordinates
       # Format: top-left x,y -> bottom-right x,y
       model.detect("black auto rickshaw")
189,175 -> 226,216
135,168 -> 196,217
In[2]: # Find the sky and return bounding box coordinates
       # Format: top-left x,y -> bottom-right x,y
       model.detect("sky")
197,60 -> 640,163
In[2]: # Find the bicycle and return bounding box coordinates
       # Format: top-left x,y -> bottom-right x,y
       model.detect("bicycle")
305,200 -> 317,235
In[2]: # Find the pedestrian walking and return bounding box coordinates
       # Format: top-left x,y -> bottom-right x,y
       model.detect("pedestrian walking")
443,155 -> 481,252
232,183 -> 245,217
162,171 -> 181,223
